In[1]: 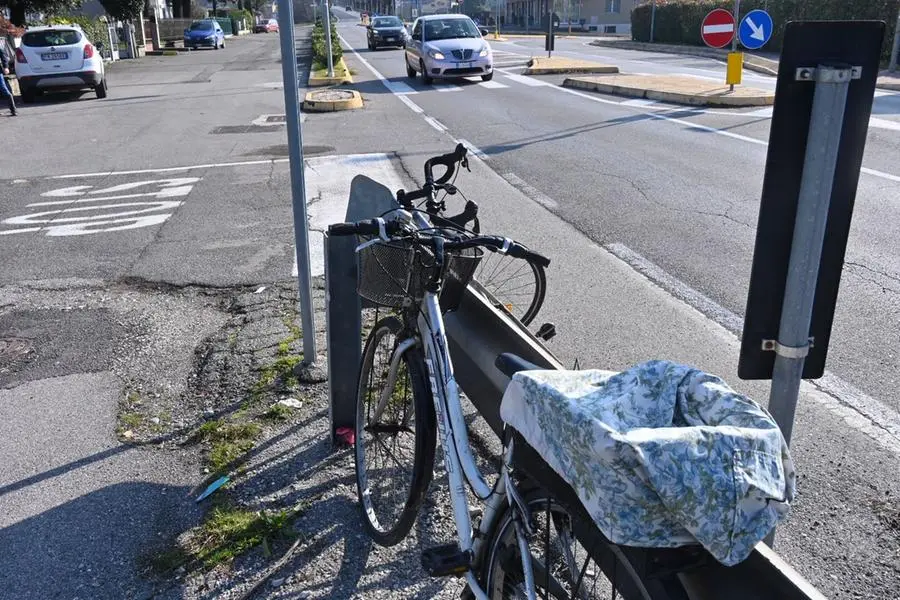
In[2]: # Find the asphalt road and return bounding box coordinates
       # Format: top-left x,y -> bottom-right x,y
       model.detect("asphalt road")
337,13 -> 900,416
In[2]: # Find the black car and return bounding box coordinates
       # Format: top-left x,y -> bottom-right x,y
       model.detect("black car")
366,16 -> 407,50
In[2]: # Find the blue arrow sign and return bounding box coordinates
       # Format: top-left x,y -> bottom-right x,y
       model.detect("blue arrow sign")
739,9 -> 773,50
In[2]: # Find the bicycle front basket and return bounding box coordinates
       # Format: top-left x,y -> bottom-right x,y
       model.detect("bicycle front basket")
356,238 -> 432,308
440,246 -> 483,311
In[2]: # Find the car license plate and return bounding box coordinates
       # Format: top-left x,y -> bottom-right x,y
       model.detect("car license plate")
42,52 -> 68,61
386,37 -> 395,41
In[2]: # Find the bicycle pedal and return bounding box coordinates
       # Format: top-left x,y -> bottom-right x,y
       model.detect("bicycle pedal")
535,322 -> 556,341
421,544 -> 472,577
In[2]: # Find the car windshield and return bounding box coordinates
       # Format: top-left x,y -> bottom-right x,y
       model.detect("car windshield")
424,18 -> 480,40
23,29 -> 82,47
373,17 -> 402,27
190,21 -> 214,31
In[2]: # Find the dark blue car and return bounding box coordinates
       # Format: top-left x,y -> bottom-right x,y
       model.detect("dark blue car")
184,20 -> 226,50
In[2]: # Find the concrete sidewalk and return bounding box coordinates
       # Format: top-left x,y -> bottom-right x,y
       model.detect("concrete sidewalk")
564,73 -> 774,107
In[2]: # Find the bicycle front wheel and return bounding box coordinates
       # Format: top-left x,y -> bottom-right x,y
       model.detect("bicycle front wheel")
354,316 -> 436,546
474,253 -> 547,326
482,487 -> 654,600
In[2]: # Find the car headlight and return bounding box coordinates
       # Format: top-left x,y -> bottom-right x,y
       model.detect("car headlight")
479,45 -> 489,57
429,50 -> 445,60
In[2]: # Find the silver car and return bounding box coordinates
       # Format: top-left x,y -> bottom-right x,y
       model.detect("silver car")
404,14 -> 493,84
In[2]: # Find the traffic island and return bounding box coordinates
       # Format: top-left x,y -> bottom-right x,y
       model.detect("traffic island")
308,57 -> 353,87
523,56 -> 619,75
563,74 -> 774,107
878,72 -> 900,91
302,88 -> 363,112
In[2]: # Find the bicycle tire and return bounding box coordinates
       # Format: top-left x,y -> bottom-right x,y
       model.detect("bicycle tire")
480,485 -> 656,600
354,316 -> 436,547
473,253 -> 547,326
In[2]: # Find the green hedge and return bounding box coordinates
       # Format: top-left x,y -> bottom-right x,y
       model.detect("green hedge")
631,0 -> 900,63
311,18 -> 342,67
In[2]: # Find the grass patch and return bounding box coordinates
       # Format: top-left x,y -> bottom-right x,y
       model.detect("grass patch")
311,58 -> 351,79
121,412 -> 143,429
143,504 -> 299,574
254,354 -> 303,394
263,403 -> 293,421
192,420 -> 263,473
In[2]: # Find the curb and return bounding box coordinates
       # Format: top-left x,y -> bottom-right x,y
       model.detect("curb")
524,61 -> 618,75
147,50 -> 181,56
589,40 -> 779,77
308,57 -> 353,87
563,77 -> 774,107
878,79 -> 900,91
302,89 -> 363,112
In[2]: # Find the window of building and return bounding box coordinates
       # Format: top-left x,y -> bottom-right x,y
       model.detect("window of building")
605,0 -> 621,13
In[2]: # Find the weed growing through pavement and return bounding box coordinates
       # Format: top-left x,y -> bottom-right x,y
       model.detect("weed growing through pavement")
143,503 -> 302,574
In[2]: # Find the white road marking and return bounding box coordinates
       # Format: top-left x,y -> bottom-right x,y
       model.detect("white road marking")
605,242 -> 900,455
478,80 -> 508,89
456,139 -> 488,160
47,159 -> 287,179
424,116 -> 448,132
0,227 -> 41,236
500,172 -> 558,209
498,70 -> 551,86
620,98 -> 660,107
435,84 -> 463,92
385,80 -> 418,95
397,94 -> 424,113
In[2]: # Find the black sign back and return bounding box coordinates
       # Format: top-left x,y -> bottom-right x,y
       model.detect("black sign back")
739,20 -> 885,380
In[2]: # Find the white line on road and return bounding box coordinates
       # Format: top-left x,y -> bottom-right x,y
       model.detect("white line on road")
385,80 -> 418,95
424,116 -> 448,132
397,94 -> 424,113
500,172 -> 558,209
0,227 -> 41,236
435,84 -> 463,92
47,159 -> 287,180
497,69 -> 551,86
456,139 -> 488,160
478,79 -> 509,89
605,242 -> 900,455
620,98 -> 660,107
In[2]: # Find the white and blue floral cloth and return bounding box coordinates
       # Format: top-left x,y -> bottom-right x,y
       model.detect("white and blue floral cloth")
499,360 -> 796,566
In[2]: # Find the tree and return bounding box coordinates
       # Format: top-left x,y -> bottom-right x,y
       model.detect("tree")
99,0 -> 145,19
0,0 -> 84,27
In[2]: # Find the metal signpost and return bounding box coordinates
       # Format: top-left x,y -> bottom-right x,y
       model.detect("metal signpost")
276,0 -> 318,365
890,11 -> 900,72
739,21 -> 886,450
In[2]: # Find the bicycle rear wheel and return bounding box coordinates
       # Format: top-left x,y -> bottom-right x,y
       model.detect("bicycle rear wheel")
474,253 -> 547,326
482,487 -> 653,600
354,316 -> 436,546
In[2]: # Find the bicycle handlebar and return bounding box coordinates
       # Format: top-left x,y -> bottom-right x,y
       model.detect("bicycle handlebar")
327,219 -> 550,268
424,142 -> 468,186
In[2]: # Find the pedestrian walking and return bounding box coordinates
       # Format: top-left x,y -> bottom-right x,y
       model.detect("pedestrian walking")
1,48 -> 17,116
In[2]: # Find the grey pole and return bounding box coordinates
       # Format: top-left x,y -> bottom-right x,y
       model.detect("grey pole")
649,0 -> 656,43
323,0 -> 335,77
889,12 -> 900,72
767,65 -> 853,449
276,0 -> 318,365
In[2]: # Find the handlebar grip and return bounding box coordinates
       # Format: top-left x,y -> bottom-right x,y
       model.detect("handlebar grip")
506,241 -> 551,267
424,144 -> 469,185
327,219 -> 388,237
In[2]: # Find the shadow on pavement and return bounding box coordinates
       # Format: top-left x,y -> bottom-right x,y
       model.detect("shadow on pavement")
0,481 -> 198,600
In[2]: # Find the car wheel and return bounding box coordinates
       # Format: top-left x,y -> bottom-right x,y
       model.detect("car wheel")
95,78 -> 108,99
420,60 -> 433,84
406,56 -> 416,78
481,71 -> 493,82
221,39 -> 226,49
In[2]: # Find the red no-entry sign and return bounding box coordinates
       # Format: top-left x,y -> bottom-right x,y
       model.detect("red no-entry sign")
701,9 -> 736,49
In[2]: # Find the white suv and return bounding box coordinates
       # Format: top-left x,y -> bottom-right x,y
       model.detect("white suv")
14,24 -> 107,103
